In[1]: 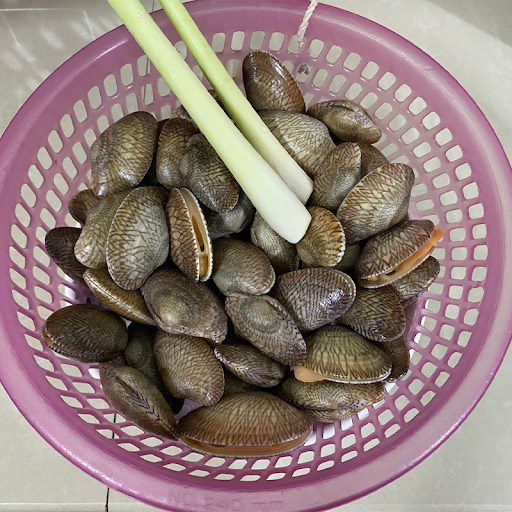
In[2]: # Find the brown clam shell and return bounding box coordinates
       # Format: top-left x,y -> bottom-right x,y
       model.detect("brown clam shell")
166,188 -> 212,282
214,344 -> 285,388
223,373 -> 260,397
206,192 -> 255,239
338,286 -> 406,342
90,112 -> 158,197
310,143 -> 362,211
358,143 -> 388,176
297,207 -> 346,267
180,134 -> 239,212
334,243 -> 361,273
243,51 -> 305,113
380,335 -> 410,382
99,363 -> 178,439
225,294 -> 306,365
274,268 -> 356,332
337,163 -> 414,244
154,331 -> 224,406
307,100 -> 381,143
42,304 -> 128,362
260,111 -> 335,177
212,238 -> 275,296
106,187 -> 169,290
68,189 -> 100,225
83,267 -> 156,325
179,391 -> 313,457
393,256 -> 440,306
250,212 -> 299,274
45,227 -> 87,285
141,269 -> 227,344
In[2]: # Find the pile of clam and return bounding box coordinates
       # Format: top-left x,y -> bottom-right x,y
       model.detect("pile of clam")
42,51 -> 442,457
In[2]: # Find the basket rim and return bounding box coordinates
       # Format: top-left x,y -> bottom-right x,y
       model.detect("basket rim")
0,1 -> 512,511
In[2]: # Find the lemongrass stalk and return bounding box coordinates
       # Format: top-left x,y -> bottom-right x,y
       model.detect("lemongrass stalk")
108,0 -> 310,243
159,0 -> 313,204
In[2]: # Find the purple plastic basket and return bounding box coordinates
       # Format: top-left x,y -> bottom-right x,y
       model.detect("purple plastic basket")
0,1 -> 511,511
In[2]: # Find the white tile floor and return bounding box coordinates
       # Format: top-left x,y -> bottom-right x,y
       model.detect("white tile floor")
1,1 -> 511,511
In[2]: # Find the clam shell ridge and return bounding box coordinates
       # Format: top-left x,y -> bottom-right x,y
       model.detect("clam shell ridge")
223,373 -> 260,397
179,392 -> 313,457
358,143 -> 388,176
68,189 -> 100,225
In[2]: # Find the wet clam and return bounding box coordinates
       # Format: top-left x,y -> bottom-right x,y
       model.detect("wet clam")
296,207 -> 346,267
68,189 -> 100,225
392,256 -> 441,306
166,188 -> 212,282
337,163 -> 415,244
154,331 -> 224,406
223,373 -> 260,397
380,336 -> 410,381
278,378 -> 385,422
355,219 -> 443,288
141,269 -> 227,343
42,304 -> 128,362
260,111 -> 335,177
358,143 -> 388,176
243,50 -> 305,113
90,112 -> 158,197
214,344 -> 285,387
106,186 -> 169,290
212,238 -> 275,296
179,391 -> 313,457
83,267 -> 156,325
180,134 -> 239,212
334,243 -> 361,273
338,286 -> 406,342
45,227 -> 87,284
156,118 -> 198,189
294,326 -> 392,384
307,100 -> 381,143
207,192 -> 255,239
225,294 -> 306,365
250,212 -> 299,274
100,363 -> 178,439
274,268 -> 356,332
310,143 -> 362,211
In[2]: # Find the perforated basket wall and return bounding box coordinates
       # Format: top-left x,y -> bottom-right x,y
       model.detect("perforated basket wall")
1,2 -> 511,511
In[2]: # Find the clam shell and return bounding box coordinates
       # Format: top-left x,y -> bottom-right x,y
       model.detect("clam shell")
337,163 -> 414,243
212,238 -> 275,296
106,187 -> 169,290
180,134 -> 239,212
214,344 -> 285,388
274,268 -> 356,332
334,243 -> 361,273
338,286 -> 406,342
68,189 -> 100,225
100,363 -> 178,439
310,143 -> 362,211
45,227 -> 87,284
42,304 -> 128,362
179,391 -> 313,457
74,191 -> 129,268
91,112 -> 158,197
154,331 -> 224,406
297,207 -> 346,267
260,111 -> 335,177
141,269 -> 227,343
206,192 -> 255,239
243,51 -> 305,113
223,373 -> 261,397
307,100 -> 381,143
225,294 -> 306,365
156,118 -> 198,189
278,378 -> 385,422
294,326 -> 392,384
355,220 -> 436,288
358,143 -> 388,176
380,335 -> 410,381
250,212 -> 299,274
83,267 -> 156,325
392,256 -> 441,306
167,188 -> 212,282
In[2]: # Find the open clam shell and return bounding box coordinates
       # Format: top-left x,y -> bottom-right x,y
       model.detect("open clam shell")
68,189 -> 100,225
207,192 -> 255,239
337,163 -> 415,243
42,304 -> 128,362
141,269 -> 227,344
380,336 -> 410,382
100,363 -> 178,439
90,112 -> 158,197
167,188 -> 212,282
179,391 -> 313,457
358,143 -> 388,176
273,268 -> 356,332
225,294 -> 306,365
243,51 -> 305,113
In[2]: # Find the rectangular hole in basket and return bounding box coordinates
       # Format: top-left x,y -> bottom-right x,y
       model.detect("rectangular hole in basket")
432,343 -> 448,360
35,285 -> 53,304
440,190 -> 457,206
23,334 -> 42,351
321,443 -> 336,458
471,266 -> 487,282
182,452 -> 204,463
21,183 -> 37,207
374,102 -> 393,120
48,130 -> 64,153
53,173 -> 69,195
446,145 -> 463,162
189,470 -> 209,478
401,127 -> 420,144
231,31 -> 246,51
361,423 -> 375,438
468,286 -> 484,303
394,83 -> 412,102
317,460 -> 335,472
360,92 -> 378,109
112,103 -> 125,121
226,59 -> 239,78
435,128 -> 453,146
409,97 -> 426,115
161,104 -> 172,120
451,246 -> 467,260
468,203 -> 484,219
158,77 -> 171,97
141,454 -> 162,463
449,227 -> 466,242
408,378 -> 425,395
341,450 -> 357,462
328,74 -> 346,93
313,69 -> 329,88
137,55 -> 150,76
125,92 -> 139,113
269,32 -> 285,52
422,111 -> 441,129
97,115 -> 110,133
421,362 -> 436,378
37,147 -> 53,170
420,390 -> 436,406
308,39 -> 325,58
119,442 -> 140,453
60,114 -> 75,138
413,141 -> 432,158
449,284 -> 464,299
448,352 -> 462,368
249,31 -> 264,50
345,83 -> 362,101
361,61 -> 379,80
341,433 -> 355,449
435,372 -> 450,387
84,128 -> 97,148
140,437 -> 163,447
444,304 -> 460,320
378,71 -> 396,90
104,74 -> 118,97
344,52 -> 361,70
61,395 -> 83,409
143,84 -> 154,106
389,114 -> 406,132
15,204 -> 31,228
463,309 -> 479,326
325,45 -> 343,64
472,223 -> 487,239
73,100 -> 88,123
12,289 -> 29,310
79,413 -> 100,425
423,157 -> 441,173
87,86 -> 102,110
455,162 -> 472,180
414,332 -> 431,349
411,183 -> 427,198
73,382 -> 95,394
46,376 -> 67,391
10,245 -> 27,269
